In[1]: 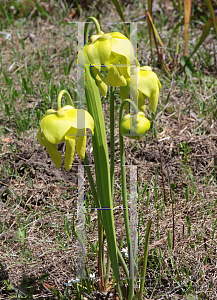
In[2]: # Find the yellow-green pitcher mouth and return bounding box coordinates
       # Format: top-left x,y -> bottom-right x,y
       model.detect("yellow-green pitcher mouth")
120,65 -> 162,113
38,102 -> 94,171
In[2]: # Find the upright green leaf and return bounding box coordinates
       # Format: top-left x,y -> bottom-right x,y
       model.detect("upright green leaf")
84,57 -> 122,299
34,0 -> 51,19
137,220 -> 152,299
147,0 -> 153,59
181,56 -> 195,77
189,19 -> 213,60
205,0 -> 217,35
111,0 -> 130,39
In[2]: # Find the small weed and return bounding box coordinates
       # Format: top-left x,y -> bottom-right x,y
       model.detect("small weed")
179,142 -> 192,175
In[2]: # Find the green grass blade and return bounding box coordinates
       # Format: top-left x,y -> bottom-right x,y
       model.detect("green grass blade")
137,220 -> 152,299
189,19 -> 213,60
111,0 -> 130,38
181,56 -> 195,77
205,0 -> 217,35
110,86 -> 115,198
33,0 -> 51,20
147,0 -> 153,60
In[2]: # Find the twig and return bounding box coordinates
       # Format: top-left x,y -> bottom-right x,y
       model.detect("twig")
214,41 -> 216,66
204,237 -> 207,252
81,291 -> 95,300
167,167 -> 175,250
159,147 -> 167,205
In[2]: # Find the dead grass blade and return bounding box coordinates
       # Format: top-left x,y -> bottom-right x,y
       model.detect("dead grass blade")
183,0 -> 192,56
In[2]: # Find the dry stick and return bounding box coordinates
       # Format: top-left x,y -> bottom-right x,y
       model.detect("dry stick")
81,291 -> 95,300
182,223 -> 185,239
213,41 -> 216,67
159,147 -> 167,205
204,237 -> 207,252
148,19 -> 171,74
167,167 -> 175,250
113,284 -> 117,300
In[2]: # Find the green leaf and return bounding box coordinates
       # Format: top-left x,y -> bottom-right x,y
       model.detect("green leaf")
91,242 -> 97,254
204,0 -> 217,35
185,185 -> 189,202
168,229 -> 172,250
4,104 -> 10,116
187,294 -> 195,300
189,19 -> 212,60
50,286 -> 60,296
147,0 -> 153,58
177,0 -> 182,18
19,38 -> 25,50
164,92 -> 170,105
137,220 -> 152,299
186,215 -> 191,237
85,56 -> 122,299
22,78 -> 28,93
38,273 -> 50,283
171,183 -> 176,191
68,58 -> 74,74
181,56 -> 195,77
111,0 -> 130,38
34,0 -> 51,19
186,215 -> 191,226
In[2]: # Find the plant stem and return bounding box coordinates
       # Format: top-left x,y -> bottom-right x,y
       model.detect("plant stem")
147,0 -> 153,61
85,154 -> 129,288
159,147 -> 167,205
84,154 -> 124,288
98,220 -> 105,290
84,153 -> 99,208
167,167 -> 175,250
119,99 -> 138,300
85,17 -> 102,44
57,90 -> 74,110
72,229 -> 91,277
137,220 -> 152,300
84,154 -> 105,288
84,153 -> 110,290
104,247 -> 111,288
117,247 -> 129,284
110,86 -> 115,198
84,154 -> 105,289
85,56 -> 123,299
